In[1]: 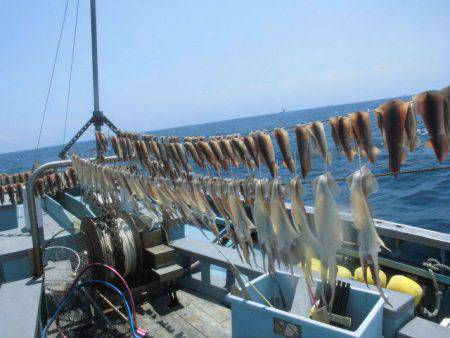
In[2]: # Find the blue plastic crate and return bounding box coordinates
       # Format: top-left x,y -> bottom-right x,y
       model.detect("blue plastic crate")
226,271 -> 384,338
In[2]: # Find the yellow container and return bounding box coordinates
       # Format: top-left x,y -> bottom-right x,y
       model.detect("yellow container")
386,275 -> 423,306
354,267 -> 387,288
308,258 -> 353,279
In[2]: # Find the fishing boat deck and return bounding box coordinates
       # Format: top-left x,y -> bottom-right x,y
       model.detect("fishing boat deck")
1,190 -> 449,337
136,288 -> 231,338
0,202 -> 73,280
0,201 -> 74,337
0,276 -> 43,338
47,288 -> 232,338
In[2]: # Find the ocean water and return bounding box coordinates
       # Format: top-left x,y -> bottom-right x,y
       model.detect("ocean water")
1,96 -> 449,233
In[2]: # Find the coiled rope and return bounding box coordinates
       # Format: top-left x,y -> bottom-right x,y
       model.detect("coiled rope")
116,217 -> 137,276
418,258 -> 450,318
98,225 -> 115,279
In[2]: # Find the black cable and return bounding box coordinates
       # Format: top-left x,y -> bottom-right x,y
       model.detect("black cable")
62,0 -> 80,147
33,0 -> 70,167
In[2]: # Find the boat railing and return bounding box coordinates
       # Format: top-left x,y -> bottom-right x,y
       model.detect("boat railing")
25,156 -> 117,276
301,206 -> 450,285
25,156 -> 449,286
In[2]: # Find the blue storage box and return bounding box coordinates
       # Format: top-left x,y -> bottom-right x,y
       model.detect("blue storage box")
226,271 -> 384,338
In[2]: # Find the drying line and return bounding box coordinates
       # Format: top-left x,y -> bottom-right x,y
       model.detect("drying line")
131,100 -> 414,142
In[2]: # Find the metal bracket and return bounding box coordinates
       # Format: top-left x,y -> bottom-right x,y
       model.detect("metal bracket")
92,110 -> 104,130
103,116 -> 119,134
58,118 -> 94,159
58,114 -> 120,159
273,318 -> 301,337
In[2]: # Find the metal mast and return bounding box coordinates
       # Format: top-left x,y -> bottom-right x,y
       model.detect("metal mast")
59,0 -> 119,159
90,0 -> 102,131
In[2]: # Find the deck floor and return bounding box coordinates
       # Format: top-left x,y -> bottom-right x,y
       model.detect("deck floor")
48,288 -> 231,338
137,289 -> 231,338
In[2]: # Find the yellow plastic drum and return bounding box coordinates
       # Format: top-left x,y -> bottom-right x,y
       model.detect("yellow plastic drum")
386,275 -> 423,306
354,267 -> 387,288
308,258 -> 353,279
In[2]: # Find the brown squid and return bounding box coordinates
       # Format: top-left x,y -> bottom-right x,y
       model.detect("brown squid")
375,100 -> 409,175
349,111 -> 379,163
294,125 -> 312,179
414,91 -> 448,162
255,131 -> 278,178
273,127 -> 295,174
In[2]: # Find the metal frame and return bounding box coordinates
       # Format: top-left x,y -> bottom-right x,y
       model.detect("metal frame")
26,159 -> 71,276
58,115 -> 119,159
26,156 -> 117,277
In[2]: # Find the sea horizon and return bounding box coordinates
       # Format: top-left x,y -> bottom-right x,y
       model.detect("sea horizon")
0,93 -> 411,157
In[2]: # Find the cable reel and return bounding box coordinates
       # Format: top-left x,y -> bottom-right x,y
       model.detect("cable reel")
80,217 -> 116,280
81,215 -> 141,280
111,217 -> 138,278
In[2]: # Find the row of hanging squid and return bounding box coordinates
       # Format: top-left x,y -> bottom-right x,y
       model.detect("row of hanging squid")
0,171 -> 30,186
0,167 -> 79,205
72,154 -> 390,307
0,171 -> 31,205
0,182 -> 25,205
2,86 -> 448,204
95,86 -> 449,180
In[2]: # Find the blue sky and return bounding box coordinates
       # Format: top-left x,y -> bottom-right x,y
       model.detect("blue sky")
1,1 -> 449,154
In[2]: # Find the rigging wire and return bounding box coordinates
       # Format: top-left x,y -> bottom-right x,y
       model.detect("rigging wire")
33,0 -> 70,167
62,0 -> 80,147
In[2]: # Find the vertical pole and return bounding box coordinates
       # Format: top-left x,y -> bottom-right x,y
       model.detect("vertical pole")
90,0 -> 103,160
90,0 -> 100,116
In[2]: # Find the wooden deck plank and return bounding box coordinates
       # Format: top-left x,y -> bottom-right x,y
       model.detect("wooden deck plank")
139,302 -> 218,338
139,296 -> 204,338
165,311 -> 206,338
177,289 -> 231,324
137,302 -> 173,338
175,303 -> 230,338
135,288 -> 230,338
220,318 -> 232,337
